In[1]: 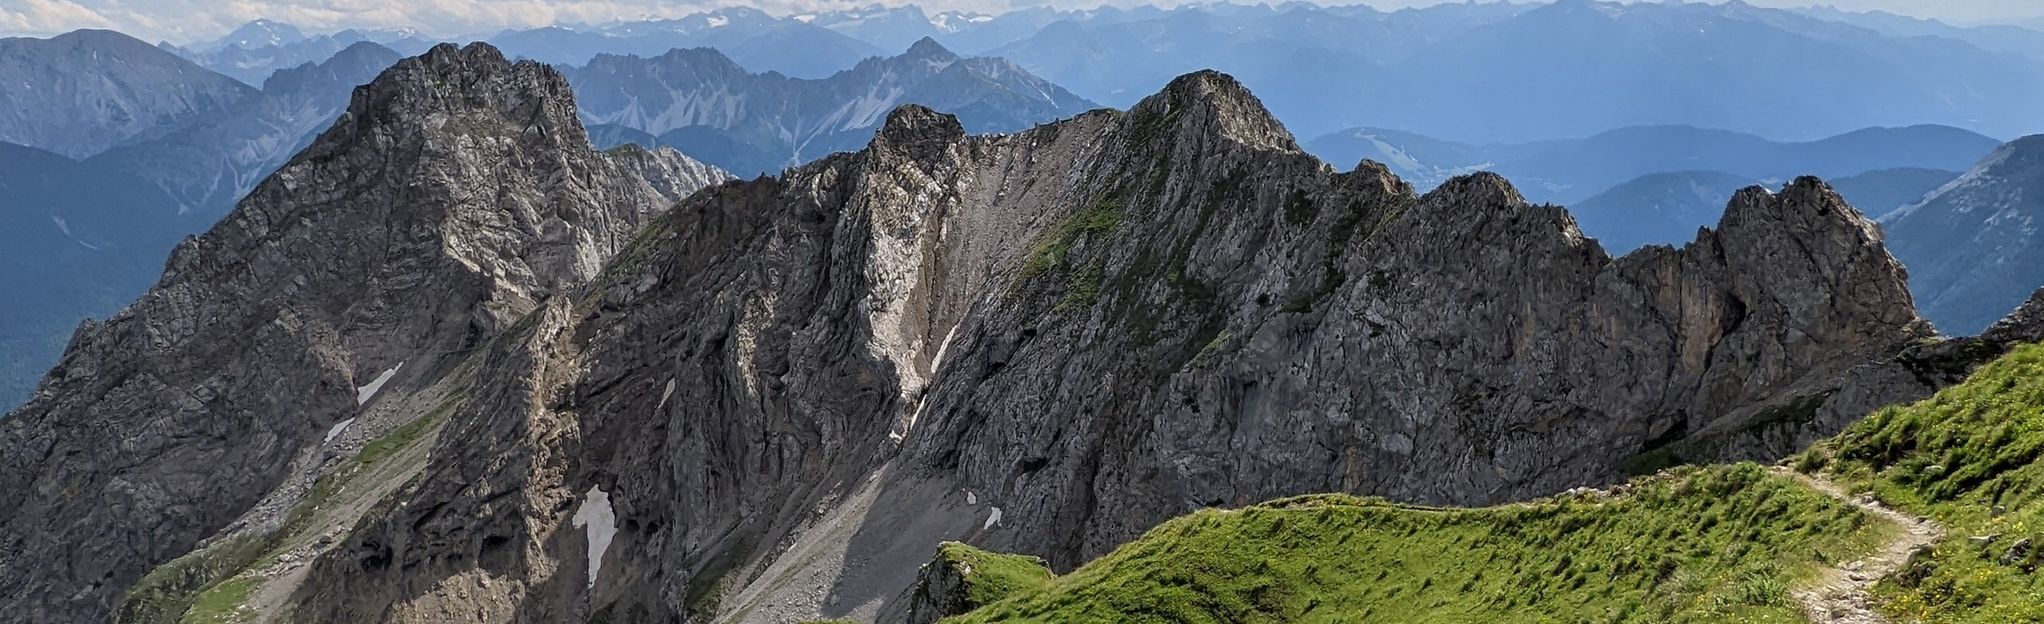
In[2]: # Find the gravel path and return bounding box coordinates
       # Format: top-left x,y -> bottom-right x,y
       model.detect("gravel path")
1775,467 -> 1944,624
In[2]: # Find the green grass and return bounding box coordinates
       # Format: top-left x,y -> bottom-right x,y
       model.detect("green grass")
1805,341 -> 2044,623
180,576 -> 257,624
937,542 -> 1055,607
110,535 -> 270,624
945,463 -> 1884,623
1018,196 -> 1122,285
113,397 -> 458,624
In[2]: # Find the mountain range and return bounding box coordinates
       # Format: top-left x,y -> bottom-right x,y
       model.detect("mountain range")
166,1 -> 2044,144
7,5 -> 2044,621
565,38 -> 1095,176
5,41 -> 2016,622
0,30 -> 255,159
1305,123 -> 2001,203
1884,136 -> 2044,335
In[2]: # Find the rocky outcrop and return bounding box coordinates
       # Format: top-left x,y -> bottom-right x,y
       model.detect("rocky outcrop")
0,42 -> 722,624
278,70 -> 1932,623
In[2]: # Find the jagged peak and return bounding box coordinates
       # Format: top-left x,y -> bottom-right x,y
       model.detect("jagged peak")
1423,171 -> 1528,211
903,36 -> 957,61
869,104 -> 966,157
1718,176 -> 1883,245
1127,69 -> 1298,154
1983,288 -> 2044,344
338,42 -> 582,142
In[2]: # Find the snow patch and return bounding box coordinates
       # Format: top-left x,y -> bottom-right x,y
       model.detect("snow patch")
355,362 -> 404,406
658,378 -> 677,410
572,485 -> 617,588
965,490 -> 977,505
706,15 -> 729,27
49,216 -> 102,251
984,506 -> 1003,530
324,418 -> 355,444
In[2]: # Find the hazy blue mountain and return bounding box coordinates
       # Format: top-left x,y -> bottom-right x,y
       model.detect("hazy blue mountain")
810,4 -> 947,53
203,19 -> 308,51
1883,136 -> 2044,335
1567,170 -> 1761,254
1565,166 -> 1963,256
0,30 -> 257,159
565,38 -> 1095,175
1493,124 -> 1999,203
1306,123 -> 1998,203
1385,0 -> 2044,143
1794,6 -> 2044,62
168,21 -> 432,85
490,8 -> 884,78
992,0 -> 2044,143
1829,167 -> 1962,219
0,143 -> 186,410
90,42 -> 403,218
1302,127 -> 1542,189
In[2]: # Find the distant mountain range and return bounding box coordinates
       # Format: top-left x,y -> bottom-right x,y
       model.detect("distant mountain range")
1884,136 -> 2044,335
1306,123 -> 2000,204
97,41 -> 403,217
0,30 -> 255,159
0,35 -> 399,410
564,38 -> 1095,176
1566,167 -> 1961,255
162,20 -> 431,85
0,142 -> 185,409
489,8 -> 886,79
161,2 -> 2044,144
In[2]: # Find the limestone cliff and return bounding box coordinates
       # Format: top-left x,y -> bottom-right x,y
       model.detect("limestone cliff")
0,43 -> 723,623
283,71 -> 1939,623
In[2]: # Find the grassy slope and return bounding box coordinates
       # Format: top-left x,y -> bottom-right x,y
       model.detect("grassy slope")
937,541 -> 1055,607
948,464 -> 1888,623
112,397 -> 457,624
1806,342 -> 2044,622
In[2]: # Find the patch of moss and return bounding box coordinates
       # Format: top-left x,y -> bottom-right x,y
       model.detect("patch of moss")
1017,196 -> 1122,286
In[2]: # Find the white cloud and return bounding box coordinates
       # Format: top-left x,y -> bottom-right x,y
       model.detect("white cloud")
0,0 -> 117,36
6,0 -> 2044,44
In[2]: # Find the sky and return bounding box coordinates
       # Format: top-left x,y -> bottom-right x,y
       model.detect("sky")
4,0 -> 2043,43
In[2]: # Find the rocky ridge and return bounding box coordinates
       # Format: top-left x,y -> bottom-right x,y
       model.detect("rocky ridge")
278,70 -> 1947,623
0,42 -> 723,624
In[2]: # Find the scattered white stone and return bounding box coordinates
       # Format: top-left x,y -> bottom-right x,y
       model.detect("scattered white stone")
965,490 -> 977,505
355,362 -> 405,405
983,506 -> 1003,530
571,485 -> 617,589
323,418 -> 356,444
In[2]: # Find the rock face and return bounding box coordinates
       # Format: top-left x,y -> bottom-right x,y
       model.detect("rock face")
0,42 -> 722,624
0,30 -> 258,159
1883,135 -> 2044,335
564,37 -> 1096,176
275,71 -> 1930,623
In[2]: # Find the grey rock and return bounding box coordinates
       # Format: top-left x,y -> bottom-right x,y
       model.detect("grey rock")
0,42 -> 721,624
280,70 -> 1932,623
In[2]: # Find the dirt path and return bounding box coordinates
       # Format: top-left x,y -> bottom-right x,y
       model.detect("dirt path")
1773,467 -> 1944,624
